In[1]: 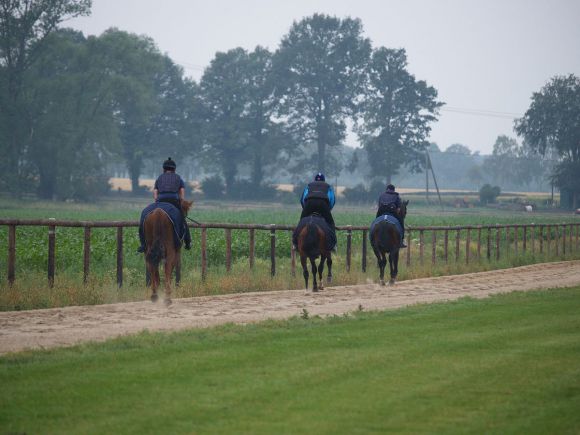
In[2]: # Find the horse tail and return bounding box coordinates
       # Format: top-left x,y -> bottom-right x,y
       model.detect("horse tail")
372,221 -> 398,253
300,223 -> 322,257
146,212 -> 166,267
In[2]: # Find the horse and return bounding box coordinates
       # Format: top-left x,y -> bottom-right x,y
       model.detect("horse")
370,200 -> 408,286
295,214 -> 333,292
143,200 -> 192,305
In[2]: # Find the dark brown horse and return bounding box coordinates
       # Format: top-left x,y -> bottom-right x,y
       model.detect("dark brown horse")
143,200 -> 192,305
370,200 -> 408,286
296,215 -> 333,292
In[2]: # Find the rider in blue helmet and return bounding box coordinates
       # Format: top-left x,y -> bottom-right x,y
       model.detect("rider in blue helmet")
299,172 -> 336,231
376,183 -> 406,247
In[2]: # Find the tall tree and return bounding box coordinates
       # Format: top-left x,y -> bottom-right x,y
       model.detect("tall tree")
445,143 -> 471,155
273,14 -> 371,173
200,47 -> 251,194
0,0 -> 91,191
245,46 -> 285,186
24,29 -> 118,199
356,48 -> 443,184
515,74 -> 580,207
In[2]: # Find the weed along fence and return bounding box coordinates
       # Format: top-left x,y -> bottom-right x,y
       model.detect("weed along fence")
1,218 -> 579,287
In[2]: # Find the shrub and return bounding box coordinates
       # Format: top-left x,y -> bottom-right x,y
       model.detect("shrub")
479,184 -> 501,204
201,175 -> 225,199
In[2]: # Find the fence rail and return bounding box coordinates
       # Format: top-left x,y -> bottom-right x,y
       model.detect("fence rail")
1,219 -> 579,287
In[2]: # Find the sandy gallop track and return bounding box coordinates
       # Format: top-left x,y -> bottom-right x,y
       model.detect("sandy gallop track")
1,260 -> 580,355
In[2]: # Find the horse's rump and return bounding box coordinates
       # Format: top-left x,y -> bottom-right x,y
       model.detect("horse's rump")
140,202 -> 185,249
144,209 -> 174,266
293,215 -> 336,251
371,221 -> 401,253
297,223 -> 326,257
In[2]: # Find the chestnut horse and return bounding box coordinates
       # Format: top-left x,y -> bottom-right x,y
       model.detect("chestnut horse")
296,215 -> 333,292
143,200 -> 192,305
370,200 -> 408,286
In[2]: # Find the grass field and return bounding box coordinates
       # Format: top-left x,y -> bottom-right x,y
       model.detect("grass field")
1,287 -> 579,434
1,197 -> 579,310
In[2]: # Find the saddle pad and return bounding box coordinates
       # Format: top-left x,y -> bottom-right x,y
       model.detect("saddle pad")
140,202 -> 185,249
369,214 -> 403,242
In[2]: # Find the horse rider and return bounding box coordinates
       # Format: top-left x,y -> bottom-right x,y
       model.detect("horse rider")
137,157 -> 191,252
376,183 -> 407,248
300,172 -> 336,231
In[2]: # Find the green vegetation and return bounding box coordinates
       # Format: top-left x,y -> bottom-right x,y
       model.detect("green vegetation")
1,287 -> 579,434
1,198 -> 579,310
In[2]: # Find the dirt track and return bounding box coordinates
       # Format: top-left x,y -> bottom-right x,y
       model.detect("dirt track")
1,260 -> 580,355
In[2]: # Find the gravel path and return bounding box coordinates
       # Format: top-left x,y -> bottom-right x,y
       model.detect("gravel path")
1,260 -> 579,355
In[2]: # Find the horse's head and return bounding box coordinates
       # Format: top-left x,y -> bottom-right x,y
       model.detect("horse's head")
400,200 -> 409,219
181,199 -> 193,216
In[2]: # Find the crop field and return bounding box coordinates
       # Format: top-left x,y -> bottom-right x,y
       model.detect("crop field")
1,287 -> 579,434
1,197 -> 579,310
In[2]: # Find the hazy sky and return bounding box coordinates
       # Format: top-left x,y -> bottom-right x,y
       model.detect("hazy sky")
67,0 -> 580,155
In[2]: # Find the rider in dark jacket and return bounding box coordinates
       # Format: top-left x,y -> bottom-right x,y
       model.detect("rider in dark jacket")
300,172 -> 336,230
137,158 -> 191,252
376,184 -> 406,247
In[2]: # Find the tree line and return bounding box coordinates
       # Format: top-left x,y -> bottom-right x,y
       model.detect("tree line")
1,1 -> 578,207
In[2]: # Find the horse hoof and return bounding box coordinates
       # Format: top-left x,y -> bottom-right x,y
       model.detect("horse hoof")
388,279 -> 396,286
318,284 -> 324,291
379,279 -> 385,286
327,276 -> 332,284
164,298 -> 172,307
151,294 -> 159,303
313,287 -> 319,292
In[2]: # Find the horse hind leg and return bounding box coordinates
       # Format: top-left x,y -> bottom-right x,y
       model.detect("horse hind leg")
389,250 -> 399,285
300,255 -> 309,292
163,258 -> 173,306
326,254 -> 332,284
310,257 -> 318,292
317,255 -> 325,290
149,264 -> 160,302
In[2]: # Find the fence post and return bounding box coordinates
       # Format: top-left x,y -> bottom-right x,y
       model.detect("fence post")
270,225 -> 276,277
444,229 -> 449,263
495,227 -> 500,261
406,229 -> 411,266
477,228 -> 482,260
83,226 -> 91,284
455,229 -> 460,262
531,225 -> 535,255
346,226 -> 352,272
547,225 -> 551,255
419,230 -> 424,265
487,227 -> 491,261
540,225 -> 544,254
569,224 -> 573,253
201,227 -> 207,281
48,218 -> 56,288
225,228 -> 232,272
362,229 -> 367,272
116,227 -> 123,287
514,225 -> 519,257
523,226 -> 527,253
555,225 -> 559,256
431,230 -> 437,266
249,228 -> 255,270
8,224 -> 16,285
466,228 -> 471,265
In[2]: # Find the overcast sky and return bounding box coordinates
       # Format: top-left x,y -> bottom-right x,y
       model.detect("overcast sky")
67,0 -> 580,155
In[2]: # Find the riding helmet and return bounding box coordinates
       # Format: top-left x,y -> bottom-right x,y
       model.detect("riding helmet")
163,157 -> 176,171
386,184 -> 395,192
314,172 -> 325,181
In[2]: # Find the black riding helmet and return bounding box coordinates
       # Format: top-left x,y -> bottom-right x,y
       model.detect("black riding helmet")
163,157 -> 176,171
386,184 -> 395,192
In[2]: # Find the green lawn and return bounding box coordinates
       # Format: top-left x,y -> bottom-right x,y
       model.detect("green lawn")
1,287 -> 579,434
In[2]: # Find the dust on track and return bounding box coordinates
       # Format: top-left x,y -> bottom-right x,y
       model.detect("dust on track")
1,260 -> 580,355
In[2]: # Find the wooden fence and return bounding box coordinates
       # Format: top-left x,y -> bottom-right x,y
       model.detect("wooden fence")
1,219 -> 579,287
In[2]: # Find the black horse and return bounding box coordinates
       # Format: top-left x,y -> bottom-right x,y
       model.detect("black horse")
370,200 -> 408,286
295,215 -> 333,292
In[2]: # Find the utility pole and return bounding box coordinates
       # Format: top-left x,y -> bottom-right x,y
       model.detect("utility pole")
425,150 -> 430,203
